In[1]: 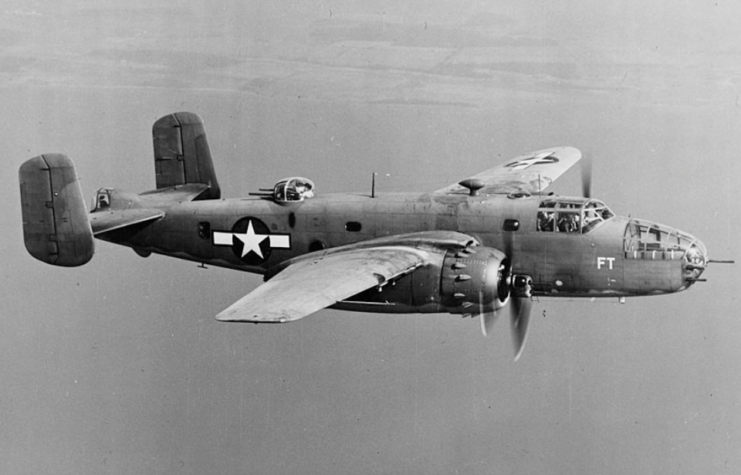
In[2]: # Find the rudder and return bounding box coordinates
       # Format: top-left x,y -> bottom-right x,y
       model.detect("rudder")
152,112 -> 221,200
19,154 -> 94,266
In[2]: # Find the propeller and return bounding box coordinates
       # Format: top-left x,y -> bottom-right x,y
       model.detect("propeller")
580,151 -> 593,199
503,226 -> 533,361
479,231 -> 534,361
479,290 -> 497,337
510,294 -> 532,362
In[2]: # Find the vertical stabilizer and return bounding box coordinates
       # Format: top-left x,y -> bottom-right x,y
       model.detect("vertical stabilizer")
152,112 -> 221,200
19,154 -> 94,266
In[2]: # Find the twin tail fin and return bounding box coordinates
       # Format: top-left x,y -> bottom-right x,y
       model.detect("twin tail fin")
152,112 -> 221,200
19,154 -> 94,267
19,111 -> 221,267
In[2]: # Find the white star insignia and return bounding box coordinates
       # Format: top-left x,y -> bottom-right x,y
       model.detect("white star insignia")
233,220 -> 268,258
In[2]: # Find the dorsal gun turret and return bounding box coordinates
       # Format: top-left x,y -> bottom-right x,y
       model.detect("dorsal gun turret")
273,177 -> 315,203
250,177 -> 316,203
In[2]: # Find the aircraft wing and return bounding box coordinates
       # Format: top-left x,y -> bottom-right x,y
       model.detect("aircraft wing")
435,146 -> 582,195
216,246 -> 432,323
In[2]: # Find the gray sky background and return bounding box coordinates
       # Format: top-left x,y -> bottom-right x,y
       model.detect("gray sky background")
2,1 -> 740,474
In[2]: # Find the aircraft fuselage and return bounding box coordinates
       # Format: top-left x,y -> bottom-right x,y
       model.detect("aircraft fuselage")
97,190 -> 701,302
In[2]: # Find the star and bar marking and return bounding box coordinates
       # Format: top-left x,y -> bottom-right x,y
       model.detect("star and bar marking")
505,152 -> 559,171
213,218 -> 290,263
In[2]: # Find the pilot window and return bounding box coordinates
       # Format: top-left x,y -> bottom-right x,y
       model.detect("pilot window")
582,201 -> 614,233
537,198 -> 614,234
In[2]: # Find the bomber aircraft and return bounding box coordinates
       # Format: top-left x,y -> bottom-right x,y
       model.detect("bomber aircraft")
19,112 -> 727,360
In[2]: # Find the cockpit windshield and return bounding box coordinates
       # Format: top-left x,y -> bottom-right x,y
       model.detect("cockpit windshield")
273,177 -> 315,202
537,198 -> 614,234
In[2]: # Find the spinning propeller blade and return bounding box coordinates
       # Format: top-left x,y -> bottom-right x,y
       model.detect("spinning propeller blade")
479,290 -> 497,337
479,226 -> 534,360
510,296 -> 533,362
480,311 -> 497,337
581,151 -> 593,199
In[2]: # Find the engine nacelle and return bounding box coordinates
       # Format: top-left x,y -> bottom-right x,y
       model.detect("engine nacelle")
438,245 -> 510,315
336,244 -> 511,316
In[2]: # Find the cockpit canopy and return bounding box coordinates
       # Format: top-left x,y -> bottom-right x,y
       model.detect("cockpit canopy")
537,197 -> 614,234
273,177 -> 315,203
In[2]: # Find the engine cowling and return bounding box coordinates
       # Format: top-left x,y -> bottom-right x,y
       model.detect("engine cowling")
335,244 -> 512,315
438,245 -> 510,315
331,241 -> 534,360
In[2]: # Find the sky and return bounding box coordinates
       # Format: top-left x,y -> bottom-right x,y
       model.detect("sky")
2,1 -> 740,474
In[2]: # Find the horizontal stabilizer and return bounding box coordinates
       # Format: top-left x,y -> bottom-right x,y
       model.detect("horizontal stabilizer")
138,183 -> 211,204
90,208 -> 164,235
19,154 -> 94,267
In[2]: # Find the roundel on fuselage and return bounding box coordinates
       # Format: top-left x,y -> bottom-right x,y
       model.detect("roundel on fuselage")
212,217 -> 291,265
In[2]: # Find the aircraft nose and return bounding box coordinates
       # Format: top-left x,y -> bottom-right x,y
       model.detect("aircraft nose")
624,218 -> 708,289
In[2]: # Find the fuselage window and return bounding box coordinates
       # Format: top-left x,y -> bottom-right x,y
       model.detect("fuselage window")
503,219 -> 520,232
345,221 -> 362,232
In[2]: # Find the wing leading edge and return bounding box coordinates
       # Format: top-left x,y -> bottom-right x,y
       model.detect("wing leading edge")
436,146 -> 582,196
